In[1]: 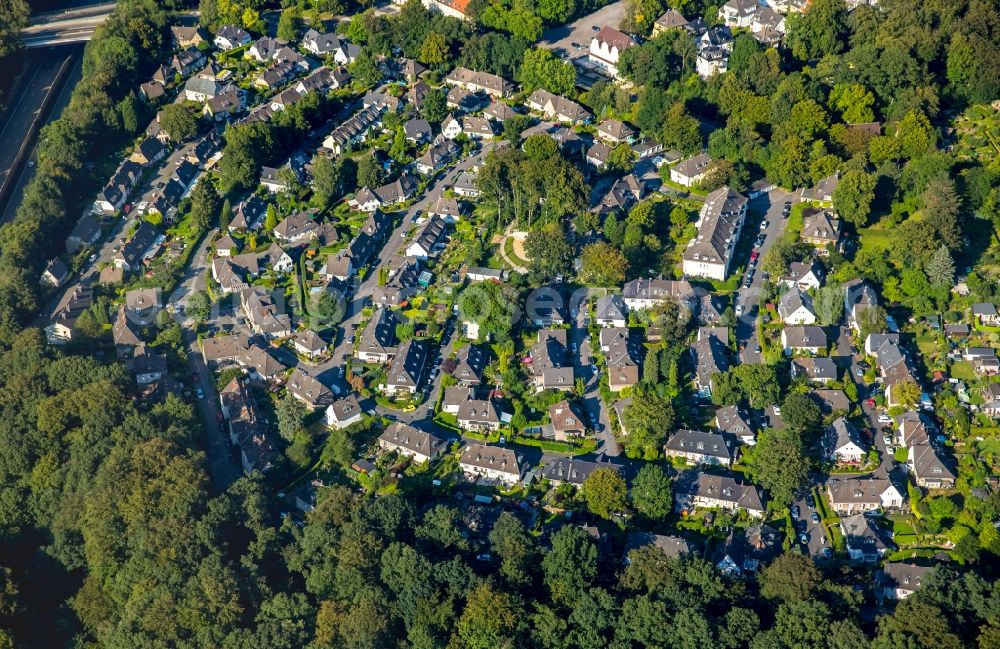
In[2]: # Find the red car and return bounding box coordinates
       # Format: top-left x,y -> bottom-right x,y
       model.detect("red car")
750,251 -> 759,261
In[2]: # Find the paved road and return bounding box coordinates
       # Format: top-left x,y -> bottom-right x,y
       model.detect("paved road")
568,295 -> 621,456
21,2 -> 116,48
539,1 -> 626,60
735,188 -> 794,364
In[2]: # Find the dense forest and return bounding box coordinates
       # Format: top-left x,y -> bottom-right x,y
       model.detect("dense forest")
1,0 -> 999,646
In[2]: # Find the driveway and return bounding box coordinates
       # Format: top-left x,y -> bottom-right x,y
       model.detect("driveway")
735,188 -> 794,364
568,294 -> 621,456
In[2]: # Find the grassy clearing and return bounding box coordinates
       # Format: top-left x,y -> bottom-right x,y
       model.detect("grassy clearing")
503,236 -> 530,267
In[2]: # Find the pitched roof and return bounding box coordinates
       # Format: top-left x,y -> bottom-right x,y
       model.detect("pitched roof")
380,422 -> 445,456
665,429 -> 736,462
460,442 -> 523,476
675,470 -> 764,511
541,456 -> 621,485
593,26 -> 638,51
682,186 -> 747,267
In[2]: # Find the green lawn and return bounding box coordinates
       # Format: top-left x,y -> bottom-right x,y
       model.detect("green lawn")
950,360 -> 977,381
503,236 -> 530,267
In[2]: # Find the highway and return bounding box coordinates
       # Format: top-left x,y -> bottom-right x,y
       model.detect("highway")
0,48 -> 82,222
21,2 -> 115,48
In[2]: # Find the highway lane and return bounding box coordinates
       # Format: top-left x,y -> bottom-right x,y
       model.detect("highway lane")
0,51 -> 62,197
1,48 -> 83,223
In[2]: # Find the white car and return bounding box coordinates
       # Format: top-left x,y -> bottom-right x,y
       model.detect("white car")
735,304 -> 744,316
878,414 -> 893,424
759,220 -> 768,230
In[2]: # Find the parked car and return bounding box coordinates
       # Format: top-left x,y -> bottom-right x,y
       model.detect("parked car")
883,434 -> 893,446
791,505 -> 800,518
196,387 -> 204,399
759,220 -> 768,230
735,304 -> 744,316
806,494 -> 815,509
799,533 -> 808,544
878,413 -> 893,424
811,512 -> 820,524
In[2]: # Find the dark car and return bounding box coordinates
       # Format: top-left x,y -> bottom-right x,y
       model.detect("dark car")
592,25 -> 600,31
791,505 -> 800,518
806,494 -> 816,508
571,41 -> 581,48
799,533 -> 808,544
822,547 -> 833,558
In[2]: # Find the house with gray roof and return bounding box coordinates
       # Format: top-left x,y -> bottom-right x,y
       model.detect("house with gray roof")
664,429 -> 737,466
681,186 -> 747,281
385,339 -> 427,395
356,308 -> 398,363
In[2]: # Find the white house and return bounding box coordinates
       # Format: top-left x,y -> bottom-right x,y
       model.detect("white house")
214,25 -> 250,51
778,288 -> 817,325
588,26 -> 638,78
325,394 -> 363,429
459,443 -> 524,485
670,153 -> 712,187
681,186 -> 747,281
826,417 -> 866,465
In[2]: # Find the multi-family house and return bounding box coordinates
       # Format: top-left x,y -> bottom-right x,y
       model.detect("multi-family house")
379,422 -> 446,463
459,443 -> 524,485
826,475 -> 904,515
681,186 -> 747,281
664,429 -> 737,467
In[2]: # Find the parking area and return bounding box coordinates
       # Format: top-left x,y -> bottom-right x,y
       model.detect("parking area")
538,1 -> 627,60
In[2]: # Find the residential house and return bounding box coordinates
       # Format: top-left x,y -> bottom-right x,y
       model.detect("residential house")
674,470 -> 765,517
379,422 -> 446,463
170,25 -> 207,48
826,417 -> 867,464
781,259 -> 824,291
453,344 -> 487,387
430,195 -> 465,222
800,172 -> 839,205
321,104 -> 385,155
385,339 -> 426,395
459,443 -> 524,485
716,524 -> 781,575
184,64 -> 231,102
841,513 -> 891,562
172,47 -> 206,77
131,344 -> 167,386
302,29 -> 360,64
403,118 -> 432,144
801,207 -> 842,250
596,118 -> 636,143
681,186 -> 748,281
525,89 -> 592,124
596,174 -> 647,214
273,210 -> 320,244
826,476 -> 904,515
622,532 -> 692,562
356,308 -> 398,363
691,327 -> 729,397
719,0 -> 759,28
41,259 -> 69,288
588,26 -> 638,77
972,302 -> 1000,326
909,444 -> 956,489
622,277 -> 697,311
219,378 -> 274,473
605,328 -> 643,392
113,221 -> 163,271
697,47 -> 729,78
125,287 -> 161,325
792,356 -> 838,383
112,305 -> 143,358
781,325 -> 826,354
527,329 -> 570,392
595,294 -> 627,327
415,138 -> 460,175
548,400 -> 585,441
715,405 -> 755,446
45,284 -> 93,344
586,141 -> 612,169
201,334 -> 287,380
461,116 -> 496,139
653,9 -> 690,35
203,89 -> 242,121
444,67 -> 515,98
373,257 -> 421,306
254,60 -> 298,90
845,280 -> 878,332
405,215 -> 447,259
350,174 -> 419,211
465,267 -> 504,282
130,137 -> 166,166
293,329 -> 327,359
246,36 -> 282,62
295,66 -> 350,95
881,563 -> 932,601
286,368 -> 334,410
542,457 -> 622,487
778,288 -> 817,325
664,429 -> 737,467
240,286 -> 292,339
93,159 -> 143,213
326,394 -> 362,429
670,153 -> 712,187
456,398 -> 502,432
66,214 -> 102,254
214,25 -> 251,50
